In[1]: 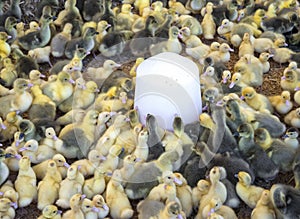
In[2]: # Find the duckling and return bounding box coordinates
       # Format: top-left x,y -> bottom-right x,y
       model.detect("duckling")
251,189 -> 275,219
62,193 -> 85,219
106,169 -> 134,219
56,164 -> 85,209
198,166 -> 228,218
37,160 -> 62,210
94,20 -> 110,49
125,151 -> 179,200
206,43 -> 234,64
83,167 -> 106,199
0,197 -> 15,219
238,32 -> 254,58
19,139 -> 56,164
0,112 -> 22,143
0,57 -> 17,87
3,147 -> 20,172
254,128 -> 296,172
261,13 -> 297,34
91,194 -> 109,218
72,149 -> 105,177
229,72 -> 249,90
235,171 -> 264,209
24,21 -> 40,35
85,60 -> 121,86
0,32 -> 11,59
32,153 -> 69,180
0,79 -> 33,118
100,144 -> 124,173
98,30 -> 133,57
80,197 -> 100,219
11,47 -> 39,78
241,86 -> 273,113
173,172 -> 193,217
236,123 -> 279,180
1,16 -> 17,44
253,37 -> 276,54
28,46 -> 52,67
133,130 -> 149,161
0,180 -> 19,209
16,22 -> 24,37
150,26 -> 182,56
38,204 -> 62,219
153,201 -> 186,219
268,90 -> 293,115
180,15 -> 203,36
129,57 -> 144,77
18,14 -> 53,51
283,127 -> 299,150
259,52 -> 272,73
0,149 -> 12,186
201,197 -> 238,219
42,71 -> 74,105
64,27 -> 98,59
28,70 -> 46,86
50,23 -> 73,58
281,69 -> 298,92
169,0 -> 191,15
192,179 -> 210,209
269,46 -> 294,65
58,109 -> 99,158
54,0 -> 82,28
115,4 -> 135,31
14,156 -> 37,207
201,3 -> 216,40
270,184 -> 300,219
185,38 -> 211,60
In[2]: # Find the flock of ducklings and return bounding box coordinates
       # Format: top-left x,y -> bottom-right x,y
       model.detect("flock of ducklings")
2,0 -> 300,218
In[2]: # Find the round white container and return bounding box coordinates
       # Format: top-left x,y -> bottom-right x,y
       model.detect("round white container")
134,52 -> 202,130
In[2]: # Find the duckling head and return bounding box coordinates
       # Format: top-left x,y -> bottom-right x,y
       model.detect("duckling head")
18,156 -> 31,170
254,128 -> 271,149
222,70 -> 231,84
88,149 -> 105,162
281,90 -> 291,103
169,26 -> 181,39
67,164 -> 80,180
83,27 -> 99,38
218,19 -> 232,34
241,87 -> 256,100
274,38 -> 288,48
84,109 -> 99,125
203,87 -> 219,103
259,190 -> 271,205
237,123 -> 253,137
209,197 -> 223,212
97,20 -> 110,32
172,172 -> 187,186
103,60 -> 121,71
180,26 -> 191,37
229,73 -> 242,88
121,3 -> 132,13
42,205 -> 61,218
219,43 -> 234,53
282,70 -> 296,82
53,154 -> 69,168
237,171 -> 252,186
0,32 -> 11,41
92,194 -> 108,210
197,179 -> 210,192
86,81 -> 99,93
57,71 -> 74,84
203,66 -> 215,77
70,193 -> 86,209
166,201 -> 183,218
284,127 -> 299,139
208,166 -> 227,182
13,78 -> 33,92
19,139 -> 38,152
6,111 -> 20,124
45,127 -> 57,140
0,198 -> 12,212
259,52 -> 273,62
29,70 -> 45,80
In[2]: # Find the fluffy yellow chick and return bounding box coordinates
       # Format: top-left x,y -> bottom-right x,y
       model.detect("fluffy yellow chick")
241,86 -> 274,113
268,90 -> 293,115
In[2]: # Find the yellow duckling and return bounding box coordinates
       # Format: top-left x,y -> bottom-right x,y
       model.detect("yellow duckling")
0,32 -> 11,58
83,167 -> 106,199
281,69 -> 298,92
168,0 -> 191,15
201,197 -> 238,219
229,72 -> 249,89
25,21 -> 40,34
259,52 -> 273,73
101,145 -> 124,173
72,149 -> 105,177
3,147 -> 21,172
192,179 -> 210,209
62,193 -> 85,219
14,156 -> 37,208
0,180 -> 19,209
94,20 -> 111,48
0,197 -> 15,219
32,153 -> 69,180
0,57 -> 17,87
185,38 -> 210,60
37,160 -> 62,210
38,205 -> 62,219
201,2 -> 216,39
241,86 -> 274,113
238,32 -> 254,58
81,197 -> 99,219
236,171 -> 264,208
206,43 -> 234,63
92,194 -> 109,218
105,169 -> 134,219
269,45 -> 294,65
28,46 -> 52,67
180,26 -> 202,48
130,57 -> 144,77
56,164 -> 85,209
116,4 -> 135,31
284,107 -> 300,128
42,71 -> 74,105
150,26 -> 183,56
268,90 -> 293,115
134,0 -> 150,16
19,139 -> 56,164
251,189 -> 275,219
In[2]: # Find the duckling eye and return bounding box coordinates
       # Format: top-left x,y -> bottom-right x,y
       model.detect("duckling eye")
53,210 -> 57,214
167,176 -> 171,179
86,205 -> 91,208
58,159 -> 62,162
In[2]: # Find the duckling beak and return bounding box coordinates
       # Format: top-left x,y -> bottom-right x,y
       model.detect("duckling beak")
11,202 -> 18,209
219,25 -> 224,30
229,82 -> 235,88
282,134 -> 289,139
121,96 -> 127,104
229,48 -> 234,52
18,147 -> 27,152
268,54 -> 274,58
14,154 -> 22,160
39,74 -> 46,78
222,78 -> 227,84
92,206 -> 100,212
69,79 -> 75,84
177,214 -> 183,219
102,204 -> 109,211
233,132 -> 240,137
216,100 -> 224,107
283,43 -> 288,47
7,35 -> 12,39
64,162 -> 70,168
100,156 -> 106,161
234,173 -> 239,178
58,210 -> 62,214
174,177 -> 183,185
1,123 -> 7,129
281,76 -> 286,80
81,194 -> 86,200
285,100 -> 290,106
240,96 -> 245,100
295,87 -> 300,91
178,33 -> 183,39
27,83 -> 34,88
52,135 -> 58,141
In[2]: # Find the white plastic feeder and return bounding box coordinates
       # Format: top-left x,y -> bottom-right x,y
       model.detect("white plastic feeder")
134,52 -> 202,131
